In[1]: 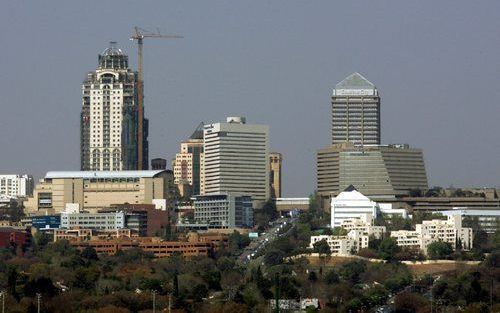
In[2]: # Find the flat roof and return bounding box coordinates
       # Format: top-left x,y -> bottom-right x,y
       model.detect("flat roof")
45,170 -> 167,179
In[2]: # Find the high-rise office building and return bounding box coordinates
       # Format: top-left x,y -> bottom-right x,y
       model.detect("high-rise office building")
317,142 -> 428,208
269,152 -> 282,199
331,72 -> 380,145
81,42 -> 149,171
203,117 -> 269,205
173,123 -> 205,196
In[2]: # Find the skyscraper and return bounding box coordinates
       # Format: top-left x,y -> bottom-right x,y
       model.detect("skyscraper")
81,42 -> 149,171
203,117 -> 269,205
331,72 -> 380,145
269,152 -> 282,199
172,123 -> 205,197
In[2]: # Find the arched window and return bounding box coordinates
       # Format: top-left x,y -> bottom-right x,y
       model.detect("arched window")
112,149 -> 121,170
92,149 -> 100,170
103,149 -> 110,170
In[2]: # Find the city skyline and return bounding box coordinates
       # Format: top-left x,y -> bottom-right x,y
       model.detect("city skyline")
1,1 -> 499,196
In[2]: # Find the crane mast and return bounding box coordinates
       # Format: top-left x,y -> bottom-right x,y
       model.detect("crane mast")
130,27 -> 182,170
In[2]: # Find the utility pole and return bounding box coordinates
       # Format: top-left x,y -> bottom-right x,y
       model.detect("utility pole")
130,27 -> 182,170
36,293 -> 41,313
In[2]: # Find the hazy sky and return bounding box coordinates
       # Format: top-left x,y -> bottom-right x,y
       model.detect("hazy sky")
1,1 -> 499,196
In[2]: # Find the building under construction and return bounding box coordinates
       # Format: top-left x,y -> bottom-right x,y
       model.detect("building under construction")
80,42 -> 149,171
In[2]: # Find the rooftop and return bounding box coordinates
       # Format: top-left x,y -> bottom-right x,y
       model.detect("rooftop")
45,170 -> 167,179
335,72 -> 375,90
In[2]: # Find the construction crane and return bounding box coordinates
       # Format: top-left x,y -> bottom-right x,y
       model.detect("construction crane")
130,26 -> 183,170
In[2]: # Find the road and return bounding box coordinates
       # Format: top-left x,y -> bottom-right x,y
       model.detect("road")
237,217 -> 295,265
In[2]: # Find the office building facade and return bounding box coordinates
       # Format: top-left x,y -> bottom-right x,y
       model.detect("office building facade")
81,42 -> 149,171
193,193 -> 253,228
173,124 -> 205,196
0,174 -> 34,198
269,152 -> 282,199
317,142 -> 428,207
25,170 -> 175,214
331,72 -> 380,145
203,117 -> 269,205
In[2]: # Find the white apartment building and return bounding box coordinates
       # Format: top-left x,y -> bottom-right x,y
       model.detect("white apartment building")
310,230 -> 369,256
0,174 -> 34,197
203,117 -> 269,205
340,214 -> 386,239
390,215 -> 473,253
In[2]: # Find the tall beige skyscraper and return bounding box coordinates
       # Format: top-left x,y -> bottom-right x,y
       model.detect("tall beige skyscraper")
331,72 -> 380,145
269,152 -> 282,199
172,124 -> 205,197
203,117 -> 269,205
80,42 -> 149,171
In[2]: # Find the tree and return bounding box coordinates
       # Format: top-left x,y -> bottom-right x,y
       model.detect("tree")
427,241 -> 453,260
264,249 -> 285,266
81,246 -> 99,261
378,237 -> 400,261
324,270 -> 339,285
339,261 -> 366,284
312,239 -> 331,256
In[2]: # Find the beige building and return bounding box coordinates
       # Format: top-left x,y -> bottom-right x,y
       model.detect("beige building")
317,142 -> 428,208
25,170 -> 175,215
173,140 -> 204,197
390,215 -> 473,254
269,152 -> 282,199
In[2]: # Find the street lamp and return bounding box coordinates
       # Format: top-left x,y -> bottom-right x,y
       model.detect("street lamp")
152,290 -> 157,313
36,293 -> 42,313
0,290 -> 5,313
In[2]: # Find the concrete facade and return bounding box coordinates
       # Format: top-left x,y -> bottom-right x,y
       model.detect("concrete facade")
390,215 -> 473,253
269,152 -> 282,199
203,117 -> 269,205
81,42 -> 148,171
173,138 -> 205,197
0,174 -> 34,198
331,73 -> 380,145
317,142 -> 428,207
310,230 -> 369,256
193,193 -> 253,228
25,170 -> 175,214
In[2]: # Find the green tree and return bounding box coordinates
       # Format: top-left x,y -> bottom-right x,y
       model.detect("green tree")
427,241 -> 453,260
378,237 -> 400,261
312,239 -> 331,256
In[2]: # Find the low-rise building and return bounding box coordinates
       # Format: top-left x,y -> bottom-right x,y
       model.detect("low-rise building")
340,214 -> 386,239
61,210 -> 126,230
25,170 -> 175,214
0,227 -> 31,251
31,215 -> 61,231
330,186 -> 379,228
275,198 -> 309,215
193,193 -> 253,228
309,230 -> 368,256
390,215 -> 473,253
